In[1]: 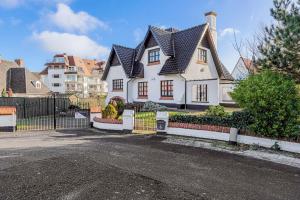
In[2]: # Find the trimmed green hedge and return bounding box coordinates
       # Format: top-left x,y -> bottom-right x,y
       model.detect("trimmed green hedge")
169,111 -> 253,129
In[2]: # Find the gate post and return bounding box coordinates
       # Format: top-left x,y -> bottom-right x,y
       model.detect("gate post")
122,109 -> 134,134
156,111 -> 169,135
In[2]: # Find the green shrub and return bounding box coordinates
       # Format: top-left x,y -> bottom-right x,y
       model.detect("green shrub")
205,105 -> 228,117
169,110 -> 252,129
231,70 -> 300,139
169,114 -> 231,127
102,104 -> 118,119
142,101 -> 167,111
110,96 -> 125,117
230,110 -> 254,129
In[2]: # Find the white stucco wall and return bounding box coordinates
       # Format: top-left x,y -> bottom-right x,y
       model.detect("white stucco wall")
105,65 -> 129,103
0,114 -> 16,127
40,74 -> 49,89
129,46 -> 185,105
47,69 -> 66,93
219,83 -> 235,104
231,58 -> 249,80
182,36 -> 220,106
93,121 -> 123,131
167,127 -> 230,141
183,46 -> 218,81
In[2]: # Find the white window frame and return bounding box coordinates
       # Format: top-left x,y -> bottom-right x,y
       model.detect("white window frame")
197,48 -> 207,63
192,84 -> 208,102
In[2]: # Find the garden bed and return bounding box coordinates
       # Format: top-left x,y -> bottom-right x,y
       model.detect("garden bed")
93,117 -> 122,124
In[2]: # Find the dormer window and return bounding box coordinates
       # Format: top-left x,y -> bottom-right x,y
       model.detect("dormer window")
148,48 -> 160,64
198,48 -> 207,63
36,82 -> 41,89
31,81 -> 42,89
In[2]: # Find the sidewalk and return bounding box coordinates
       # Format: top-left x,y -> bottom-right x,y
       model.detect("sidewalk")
162,135 -> 300,169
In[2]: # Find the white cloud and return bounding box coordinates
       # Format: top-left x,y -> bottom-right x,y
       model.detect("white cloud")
48,3 -> 108,33
32,31 -> 109,59
0,0 -> 23,8
220,28 -> 240,37
0,0 -> 72,9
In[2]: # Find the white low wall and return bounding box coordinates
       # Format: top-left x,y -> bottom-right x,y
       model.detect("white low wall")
167,127 -> 300,154
93,121 -> 123,131
0,115 -> 16,127
238,135 -> 300,154
90,113 -> 102,122
167,127 -> 230,141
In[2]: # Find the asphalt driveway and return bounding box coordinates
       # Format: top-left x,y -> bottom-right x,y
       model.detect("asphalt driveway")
0,129 -> 299,200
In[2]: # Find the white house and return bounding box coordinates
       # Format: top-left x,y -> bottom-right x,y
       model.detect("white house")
231,57 -> 257,80
102,12 -> 235,109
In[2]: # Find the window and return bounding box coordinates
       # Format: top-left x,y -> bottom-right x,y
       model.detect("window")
138,82 -> 148,97
198,48 -> 207,63
66,75 -> 76,82
53,74 -> 60,78
53,57 -> 65,63
161,80 -> 173,97
36,82 -> 41,89
148,48 -> 160,63
66,83 -> 76,90
192,84 -> 208,102
52,83 -> 61,87
112,79 -> 123,91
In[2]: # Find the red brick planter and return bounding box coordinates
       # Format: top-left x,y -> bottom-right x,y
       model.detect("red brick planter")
168,122 -> 230,133
94,117 -> 122,124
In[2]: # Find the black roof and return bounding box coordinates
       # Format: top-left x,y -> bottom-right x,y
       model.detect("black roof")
102,24 -> 233,80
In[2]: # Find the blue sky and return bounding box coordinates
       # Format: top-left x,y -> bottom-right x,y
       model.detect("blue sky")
0,0 -> 274,72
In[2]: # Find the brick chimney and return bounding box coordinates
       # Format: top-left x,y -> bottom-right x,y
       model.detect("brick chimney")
205,11 -> 217,49
15,59 -> 24,67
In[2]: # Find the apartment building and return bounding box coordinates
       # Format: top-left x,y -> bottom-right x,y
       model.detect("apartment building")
40,54 -> 107,97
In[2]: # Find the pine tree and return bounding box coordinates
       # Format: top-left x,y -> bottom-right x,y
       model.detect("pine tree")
258,0 -> 300,81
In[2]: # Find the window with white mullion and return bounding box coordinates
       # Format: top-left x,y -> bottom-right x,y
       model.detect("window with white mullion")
192,84 -> 208,102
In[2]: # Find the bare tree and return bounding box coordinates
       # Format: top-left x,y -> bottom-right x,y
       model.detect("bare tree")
232,31 -> 262,76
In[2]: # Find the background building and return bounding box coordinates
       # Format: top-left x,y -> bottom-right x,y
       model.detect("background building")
40,54 -> 107,98
231,57 -> 258,80
0,57 -> 50,97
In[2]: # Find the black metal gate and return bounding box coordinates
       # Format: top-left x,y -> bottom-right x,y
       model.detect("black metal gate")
0,96 -> 91,131
134,106 -> 156,133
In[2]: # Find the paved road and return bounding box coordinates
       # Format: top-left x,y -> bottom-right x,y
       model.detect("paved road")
0,129 -> 299,200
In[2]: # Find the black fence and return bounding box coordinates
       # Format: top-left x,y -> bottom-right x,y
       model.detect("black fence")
0,97 -> 89,119
0,96 -> 91,131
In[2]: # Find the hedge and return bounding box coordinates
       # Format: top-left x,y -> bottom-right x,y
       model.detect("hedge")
169,111 -> 253,129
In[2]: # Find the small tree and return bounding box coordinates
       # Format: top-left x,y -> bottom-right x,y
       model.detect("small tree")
1,89 -> 7,97
231,70 -> 300,138
205,105 -> 229,117
102,104 -> 118,119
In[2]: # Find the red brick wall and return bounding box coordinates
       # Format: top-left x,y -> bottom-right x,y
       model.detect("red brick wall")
168,122 -> 230,133
94,117 -> 122,124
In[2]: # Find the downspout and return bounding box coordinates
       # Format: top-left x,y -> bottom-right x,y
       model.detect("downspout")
179,74 -> 187,110
127,51 -> 136,103
126,78 -> 134,103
